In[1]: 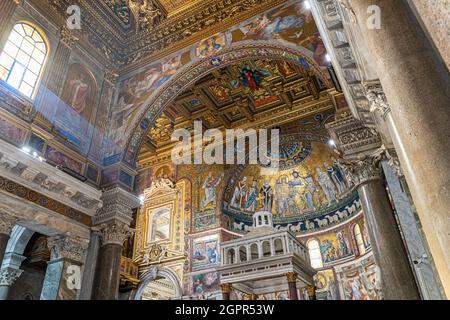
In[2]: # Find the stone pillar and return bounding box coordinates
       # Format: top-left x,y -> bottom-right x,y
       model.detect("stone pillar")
285,272 -> 299,300
35,26 -> 78,127
0,267 -> 22,300
40,235 -> 88,300
342,152 -> 420,299
220,283 -> 232,300
92,221 -> 132,300
0,0 -> 20,39
0,213 -> 17,264
347,0 -> 450,297
91,187 -> 140,300
305,285 -> 316,300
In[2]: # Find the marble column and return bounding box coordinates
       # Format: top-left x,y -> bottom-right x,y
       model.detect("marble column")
35,26 -> 78,127
40,235 -> 88,300
348,0 -> 450,297
342,153 -> 420,299
91,187 -> 140,300
0,213 -> 17,264
285,272 -> 299,300
0,0 -> 20,39
92,222 -> 132,300
220,283 -> 232,300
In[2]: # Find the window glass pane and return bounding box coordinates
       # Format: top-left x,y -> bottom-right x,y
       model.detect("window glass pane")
8,30 -> 24,46
23,70 -> 37,86
35,42 -> 46,53
3,41 -> 19,58
14,24 -> 26,36
23,24 -> 34,36
16,50 -> 30,66
7,63 -> 25,88
28,59 -> 42,74
0,52 -> 14,70
32,49 -> 45,64
31,31 -> 43,43
20,38 -> 35,55
19,82 -> 33,97
0,66 -> 8,80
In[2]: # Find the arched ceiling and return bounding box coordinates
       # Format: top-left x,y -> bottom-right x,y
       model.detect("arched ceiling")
138,57 -> 333,162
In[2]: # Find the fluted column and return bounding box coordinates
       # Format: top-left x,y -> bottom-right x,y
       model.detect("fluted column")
342,152 -> 420,299
347,0 -> 450,297
40,235 -> 88,300
91,187 -> 140,300
0,0 -> 20,38
220,283 -> 232,300
285,272 -> 299,300
35,26 -> 78,126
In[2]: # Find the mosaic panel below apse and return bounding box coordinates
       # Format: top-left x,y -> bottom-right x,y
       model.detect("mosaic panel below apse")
191,271 -> 221,296
192,235 -> 220,271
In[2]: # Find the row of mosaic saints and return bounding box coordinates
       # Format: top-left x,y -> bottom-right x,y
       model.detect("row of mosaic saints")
219,142 -> 350,216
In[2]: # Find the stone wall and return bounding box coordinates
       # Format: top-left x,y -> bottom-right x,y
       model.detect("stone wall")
409,0 -> 450,70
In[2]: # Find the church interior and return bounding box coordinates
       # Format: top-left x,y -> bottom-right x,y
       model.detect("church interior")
0,0 -> 448,301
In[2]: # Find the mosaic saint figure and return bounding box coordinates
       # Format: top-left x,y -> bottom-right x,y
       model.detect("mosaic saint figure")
327,157 -> 347,194
275,176 -> 290,214
304,174 -> 318,210
259,179 -> 273,211
316,167 -> 337,205
202,172 -> 223,208
337,231 -> 351,257
244,180 -> 258,212
230,177 -> 248,209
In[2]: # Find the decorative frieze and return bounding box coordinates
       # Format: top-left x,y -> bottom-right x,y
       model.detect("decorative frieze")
0,267 -> 23,286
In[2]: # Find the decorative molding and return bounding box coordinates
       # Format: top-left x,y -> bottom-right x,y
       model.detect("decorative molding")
47,234 -> 89,262
0,267 -> 23,286
59,25 -> 79,48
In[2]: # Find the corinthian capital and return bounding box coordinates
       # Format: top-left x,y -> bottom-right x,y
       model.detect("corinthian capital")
47,235 -> 89,262
340,150 -> 384,188
0,267 -> 23,286
0,212 -> 17,235
97,221 -> 134,246
364,82 -> 391,118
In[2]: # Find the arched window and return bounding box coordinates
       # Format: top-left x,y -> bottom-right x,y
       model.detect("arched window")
354,224 -> 366,256
0,22 -> 48,98
307,239 -> 323,269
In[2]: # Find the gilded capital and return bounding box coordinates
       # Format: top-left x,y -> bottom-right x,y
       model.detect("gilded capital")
220,283 -> 233,294
306,285 -> 316,298
285,272 -> 298,283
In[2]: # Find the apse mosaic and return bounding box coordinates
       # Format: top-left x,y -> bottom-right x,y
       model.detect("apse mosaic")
224,138 -> 350,217
107,0 -> 330,163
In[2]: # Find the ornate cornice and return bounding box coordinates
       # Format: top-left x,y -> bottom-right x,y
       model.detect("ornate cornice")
0,267 -> 23,286
59,25 -> 79,48
0,212 -> 18,235
47,235 -> 89,262
97,221 -> 134,246
93,187 -> 140,226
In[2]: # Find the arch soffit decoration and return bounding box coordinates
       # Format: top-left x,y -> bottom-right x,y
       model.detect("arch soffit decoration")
121,41 -> 332,166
